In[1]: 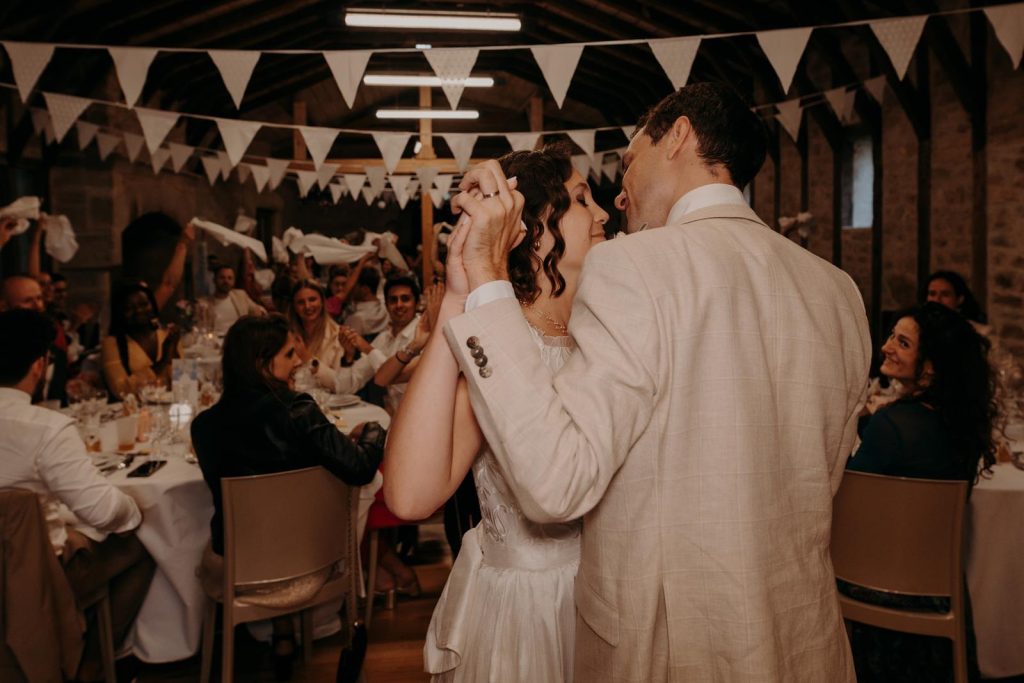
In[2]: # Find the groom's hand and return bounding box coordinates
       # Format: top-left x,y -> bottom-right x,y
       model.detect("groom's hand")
452,161 -> 524,292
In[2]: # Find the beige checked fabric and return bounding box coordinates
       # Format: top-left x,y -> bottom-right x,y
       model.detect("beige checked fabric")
444,203 -> 871,682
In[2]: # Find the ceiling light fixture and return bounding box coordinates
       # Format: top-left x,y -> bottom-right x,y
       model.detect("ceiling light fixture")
345,10 -> 521,32
364,74 -> 495,88
376,109 -> 480,120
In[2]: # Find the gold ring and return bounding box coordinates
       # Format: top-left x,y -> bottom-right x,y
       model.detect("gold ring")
481,190 -> 500,199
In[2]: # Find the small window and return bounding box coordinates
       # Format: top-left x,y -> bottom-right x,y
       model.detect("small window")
841,130 -> 873,229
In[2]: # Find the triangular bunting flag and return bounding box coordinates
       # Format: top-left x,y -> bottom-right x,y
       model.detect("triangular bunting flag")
568,129 -> 595,159
416,166 -> 439,190
531,45 -> 584,108
365,166 -> 387,197
329,183 -> 346,204
441,133 -> 477,171
209,50 -> 261,109
428,188 -> 445,209
96,132 -> 121,161
250,164 -> 271,192
323,50 -> 373,108
434,174 -> 454,196
200,156 -> 222,185
42,93 -> 92,143
237,163 -> 252,185
266,158 -> 291,191
864,76 -> 886,104
343,173 -> 367,197
389,175 -> 414,208
506,132 -> 539,152
75,121 -> 99,150
824,87 -> 856,124
648,37 -> 701,90
621,125 -> 636,141
108,47 -> 158,108
150,147 -> 171,174
3,42 -> 54,103
123,132 -> 145,162
756,27 -> 812,93
215,118 -> 261,167
361,186 -> 376,206
299,126 -> 339,170
601,159 -> 619,182
213,151 -> 231,179
135,107 -> 179,154
424,47 -> 480,109
295,169 -> 318,197
870,16 -> 927,80
985,3 -> 1024,69
317,163 -> 338,189
571,154 -> 591,179
372,132 -> 411,173
775,99 -> 804,142
168,142 -> 193,172
30,108 -> 49,136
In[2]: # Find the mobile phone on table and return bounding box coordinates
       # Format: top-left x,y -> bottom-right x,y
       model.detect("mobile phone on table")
126,460 -> 167,478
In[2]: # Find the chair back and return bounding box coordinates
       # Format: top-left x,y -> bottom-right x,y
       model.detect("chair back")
221,467 -> 353,587
831,471 -> 967,598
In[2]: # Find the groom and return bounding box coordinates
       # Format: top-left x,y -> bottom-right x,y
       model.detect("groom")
445,83 -> 871,681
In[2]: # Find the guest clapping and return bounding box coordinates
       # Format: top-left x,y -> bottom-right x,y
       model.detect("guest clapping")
100,281 -> 181,400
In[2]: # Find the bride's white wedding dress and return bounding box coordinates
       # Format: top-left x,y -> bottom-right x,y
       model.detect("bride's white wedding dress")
424,327 -> 581,682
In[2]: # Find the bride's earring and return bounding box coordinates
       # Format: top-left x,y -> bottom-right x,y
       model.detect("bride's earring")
533,239 -> 542,251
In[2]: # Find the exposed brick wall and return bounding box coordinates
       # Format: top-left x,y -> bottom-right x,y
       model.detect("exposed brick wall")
807,118 -> 835,263
929,59 -> 973,276
880,95 -> 919,311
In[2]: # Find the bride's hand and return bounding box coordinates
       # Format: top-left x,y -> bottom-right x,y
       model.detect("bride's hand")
443,215 -> 472,300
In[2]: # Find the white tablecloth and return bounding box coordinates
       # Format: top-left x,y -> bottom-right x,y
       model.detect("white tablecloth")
102,401 -> 390,663
968,462 -> 1024,678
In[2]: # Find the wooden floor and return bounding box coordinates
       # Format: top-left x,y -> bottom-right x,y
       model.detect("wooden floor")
139,526 -> 451,683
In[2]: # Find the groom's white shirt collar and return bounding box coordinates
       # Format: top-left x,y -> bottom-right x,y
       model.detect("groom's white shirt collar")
466,183 -> 748,311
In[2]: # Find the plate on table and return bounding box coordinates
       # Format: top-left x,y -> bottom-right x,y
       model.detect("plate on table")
326,394 -> 361,409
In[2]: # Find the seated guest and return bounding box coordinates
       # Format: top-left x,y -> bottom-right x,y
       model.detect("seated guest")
0,309 -> 155,682
342,266 -> 389,338
191,315 -> 384,680
288,280 -> 343,388
203,264 -> 266,336
325,264 -> 351,322
101,281 -> 181,400
845,302 -> 998,681
3,274 -> 70,404
925,270 -> 987,327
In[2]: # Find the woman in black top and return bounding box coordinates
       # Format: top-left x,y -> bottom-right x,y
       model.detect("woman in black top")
191,314 -> 384,679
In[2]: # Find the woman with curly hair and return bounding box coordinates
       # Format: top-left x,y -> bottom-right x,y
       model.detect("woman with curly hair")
384,144 -> 609,682
100,280 -> 181,399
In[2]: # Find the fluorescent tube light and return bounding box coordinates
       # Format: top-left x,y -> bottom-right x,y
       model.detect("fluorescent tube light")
364,74 -> 495,88
346,10 -> 521,31
376,109 -> 480,120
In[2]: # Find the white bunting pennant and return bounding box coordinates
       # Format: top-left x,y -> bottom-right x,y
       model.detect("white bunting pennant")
76,121 -> 99,150
295,170 -> 318,198
372,132 -> 411,174
317,163 -> 338,189
30,108 -> 49,136
215,118 -> 261,167
426,188 -> 443,209
236,163 -> 252,185
108,47 -> 158,108
568,129 -> 595,160
123,132 -> 145,162
602,159 -> 619,182
531,45 -> 584,108
329,183 -> 346,204
824,87 -> 856,124
200,156 -> 222,185
42,93 -> 92,143
209,50 -> 261,109
168,142 -> 193,172
96,133 -> 121,161
343,173 -> 367,196
775,99 -> 803,142
4,41 -> 54,102
756,27 -> 812,93
416,166 -> 439,190
266,158 -> 291,191
389,175 -> 414,208
250,164 -> 271,192
506,132 -> 539,152
135,107 -> 179,154
424,47 -> 480,109
864,76 -> 886,104
365,166 -> 387,197
986,3 -> 1024,69
648,37 -> 701,89
323,50 -> 373,108
571,154 -> 591,179
361,187 -> 376,206
434,174 -> 454,196
441,133 -> 477,171
299,126 -> 339,170
214,151 -> 232,179
150,147 -> 171,174
621,125 -> 636,140
871,16 -> 927,79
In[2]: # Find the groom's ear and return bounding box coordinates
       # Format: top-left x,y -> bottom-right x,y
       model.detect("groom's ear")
665,116 -> 692,161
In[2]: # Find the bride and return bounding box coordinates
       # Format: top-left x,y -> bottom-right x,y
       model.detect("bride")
383,144 -> 609,682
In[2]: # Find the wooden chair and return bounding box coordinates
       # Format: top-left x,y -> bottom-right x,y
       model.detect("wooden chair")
831,471 -> 970,683
199,467 -> 360,683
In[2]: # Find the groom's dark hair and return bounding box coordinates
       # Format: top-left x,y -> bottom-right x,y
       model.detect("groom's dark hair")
636,82 -> 767,189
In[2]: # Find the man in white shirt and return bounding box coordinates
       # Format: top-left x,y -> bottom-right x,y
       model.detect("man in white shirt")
341,266 -> 389,338
203,265 -> 266,336
0,309 -> 155,679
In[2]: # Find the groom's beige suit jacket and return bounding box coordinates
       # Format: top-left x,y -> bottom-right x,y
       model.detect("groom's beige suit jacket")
444,203 -> 871,682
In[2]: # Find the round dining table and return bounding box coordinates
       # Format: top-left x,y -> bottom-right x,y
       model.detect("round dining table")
96,399 -> 390,663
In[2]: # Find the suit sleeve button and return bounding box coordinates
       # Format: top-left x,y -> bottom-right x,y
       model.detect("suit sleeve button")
466,336 -> 480,349
474,355 -> 488,367
479,366 -> 493,378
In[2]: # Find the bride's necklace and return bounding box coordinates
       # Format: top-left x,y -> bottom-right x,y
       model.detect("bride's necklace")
519,299 -> 568,335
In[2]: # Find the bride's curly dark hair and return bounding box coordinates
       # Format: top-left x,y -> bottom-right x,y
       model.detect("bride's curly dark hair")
497,143 -> 575,305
